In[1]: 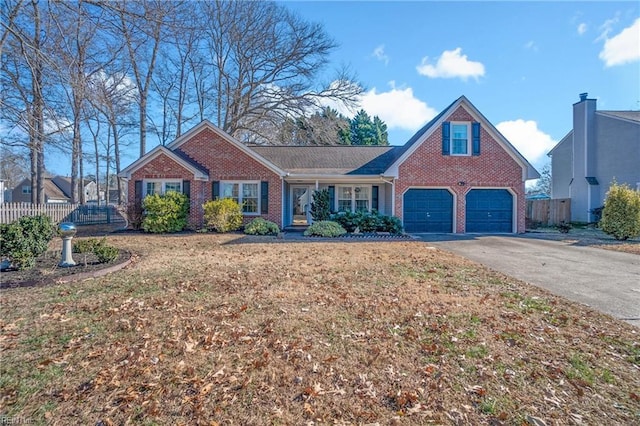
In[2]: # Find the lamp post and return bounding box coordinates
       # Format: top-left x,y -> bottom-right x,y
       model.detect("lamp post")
58,222 -> 77,267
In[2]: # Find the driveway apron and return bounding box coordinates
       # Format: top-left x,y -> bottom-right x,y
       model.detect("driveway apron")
418,235 -> 640,328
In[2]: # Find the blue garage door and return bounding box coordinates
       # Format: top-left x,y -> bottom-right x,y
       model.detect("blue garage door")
466,189 -> 513,233
403,189 -> 453,233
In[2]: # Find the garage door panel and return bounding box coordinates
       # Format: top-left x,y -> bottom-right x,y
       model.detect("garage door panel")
466,189 -> 513,233
403,189 -> 453,233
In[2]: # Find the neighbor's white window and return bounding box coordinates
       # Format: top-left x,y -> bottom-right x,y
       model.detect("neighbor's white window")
337,185 -> 371,212
145,180 -> 182,196
451,122 -> 470,155
22,185 -> 31,194
221,181 -> 259,214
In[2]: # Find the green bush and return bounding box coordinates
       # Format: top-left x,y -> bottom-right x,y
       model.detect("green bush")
0,214 -> 54,270
310,188 -> 331,221
379,214 -> 404,234
142,191 -> 190,233
203,198 -> 243,233
93,243 -> 119,263
304,221 -> 347,237
244,217 -> 280,235
600,182 -> 640,240
73,238 -> 99,253
330,210 -> 404,234
73,237 -> 119,263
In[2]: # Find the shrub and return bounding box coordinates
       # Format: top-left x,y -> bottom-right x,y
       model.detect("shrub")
304,221 -> 346,237
310,189 -> 331,221
93,243 -> 119,263
358,211 -> 381,233
379,214 -> 403,234
126,200 -> 144,230
557,221 -> 572,233
244,217 -> 280,235
600,182 -> 640,240
142,191 -> 189,233
0,214 -> 54,270
330,211 -> 362,232
590,206 -> 604,224
203,198 -> 243,233
73,237 -> 119,263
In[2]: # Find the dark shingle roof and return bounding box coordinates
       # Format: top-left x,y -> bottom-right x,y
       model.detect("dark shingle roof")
251,145 -> 401,175
597,111 -> 640,123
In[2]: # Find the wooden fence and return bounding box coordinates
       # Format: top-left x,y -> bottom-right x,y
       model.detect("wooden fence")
526,198 -> 571,226
0,202 -> 125,225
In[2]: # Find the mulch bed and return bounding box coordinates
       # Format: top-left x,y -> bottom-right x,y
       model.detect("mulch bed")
0,249 -> 133,290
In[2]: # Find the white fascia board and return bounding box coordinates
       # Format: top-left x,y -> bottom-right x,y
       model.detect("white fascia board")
118,146 -> 209,181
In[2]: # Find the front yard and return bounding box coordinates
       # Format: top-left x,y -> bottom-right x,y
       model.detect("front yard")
1,233 -> 638,424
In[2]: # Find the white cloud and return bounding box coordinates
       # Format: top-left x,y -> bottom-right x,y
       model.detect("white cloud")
599,17 -> 640,67
496,119 -> 557,164
577,22 -> 587,35
416,48 -> 485,81
321,82 -> 436,132
372,44 -> 389,65
359,85 -> 437,131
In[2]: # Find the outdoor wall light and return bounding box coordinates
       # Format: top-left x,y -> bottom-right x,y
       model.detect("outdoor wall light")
457,181 -> 466,186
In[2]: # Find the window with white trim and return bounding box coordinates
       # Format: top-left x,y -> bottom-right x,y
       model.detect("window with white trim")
22,185 -> 31,194
337,185 -> 371,212
221,181 -> 259,214
451,122 -> 470,155
144,180 -> 182,196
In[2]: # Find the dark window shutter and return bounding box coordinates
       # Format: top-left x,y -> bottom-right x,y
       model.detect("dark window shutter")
212,181 -> 220,199
182,180 -> 191,198
442,122 -> 451,155
134,180 -> 142,201
472,122 -> 481,156
372,185 -> 379,211
328,186 -> 335,213
260,181 -> 268,214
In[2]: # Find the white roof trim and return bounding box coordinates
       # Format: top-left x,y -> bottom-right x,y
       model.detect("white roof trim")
547,131 -> 572,156
118,145 -> 209,180
385,96 -> 540,180
167,120 -> 287,177
596,111 -> 640,125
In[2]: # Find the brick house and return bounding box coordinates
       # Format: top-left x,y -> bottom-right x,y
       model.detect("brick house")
119,96 -> 539,233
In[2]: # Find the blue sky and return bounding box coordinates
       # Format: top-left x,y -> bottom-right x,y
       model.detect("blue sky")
41,1 -> 639,180
281,0 -> 640,174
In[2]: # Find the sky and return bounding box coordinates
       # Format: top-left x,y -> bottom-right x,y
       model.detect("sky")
279,0 -> 640,175
42,0 -> 639,181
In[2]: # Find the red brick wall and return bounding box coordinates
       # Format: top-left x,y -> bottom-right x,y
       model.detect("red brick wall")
395,106 -> 526,233
127,127 -> 282,228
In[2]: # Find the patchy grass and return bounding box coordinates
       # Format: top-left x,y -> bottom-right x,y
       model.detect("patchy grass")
1,233 -> 639,425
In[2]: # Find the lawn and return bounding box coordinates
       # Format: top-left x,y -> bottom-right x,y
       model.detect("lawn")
1,233 -> 638,425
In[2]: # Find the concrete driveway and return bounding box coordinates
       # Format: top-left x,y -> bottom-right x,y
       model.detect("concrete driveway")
416,234 -> 640,327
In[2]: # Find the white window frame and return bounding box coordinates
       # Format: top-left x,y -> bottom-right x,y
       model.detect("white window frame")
450,122 -> 471,156
336,185 -> 372,213
22,185 -> 32,194
220,181 -> 260,215
144,179 -> 182,196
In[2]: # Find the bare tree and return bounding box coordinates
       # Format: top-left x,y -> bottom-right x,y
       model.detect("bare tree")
198,0 -> 362,143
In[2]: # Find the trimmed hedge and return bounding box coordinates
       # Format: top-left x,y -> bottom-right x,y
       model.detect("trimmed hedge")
203,198 -> 243,233
330,210 -> 403,234
244,218 -> 280,235
304,221 -> 347,237
0,215 -> 55,270
142,191 -> 189,233
600,182 -> 640,240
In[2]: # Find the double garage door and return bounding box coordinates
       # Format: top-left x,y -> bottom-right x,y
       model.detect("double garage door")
403,188 -> 513,233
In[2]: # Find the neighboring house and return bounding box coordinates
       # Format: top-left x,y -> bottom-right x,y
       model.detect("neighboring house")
0,180 -> 4,203
548,93 -> 640,222
10,176 -> 98,204
119,96 -> 539,233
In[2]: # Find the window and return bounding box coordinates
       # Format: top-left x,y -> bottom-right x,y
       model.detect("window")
145,180 -> 181,196
337,186 -> 371,212
22,185 -> 31,194
221,182 -> 259,214
451,123 -> 470,155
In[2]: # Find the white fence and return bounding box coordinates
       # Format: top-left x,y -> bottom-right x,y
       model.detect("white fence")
1,202 -> 78,224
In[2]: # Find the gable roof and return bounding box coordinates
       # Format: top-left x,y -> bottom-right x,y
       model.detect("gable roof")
252,145 -> 399,175
118,145 -> 210,180
167,120 -> 286,176
596,110 -> 640,124
547,130 -> 573,156
385,96 -> 540,180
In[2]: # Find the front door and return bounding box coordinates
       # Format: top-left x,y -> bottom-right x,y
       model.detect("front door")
292,186 -> 312,225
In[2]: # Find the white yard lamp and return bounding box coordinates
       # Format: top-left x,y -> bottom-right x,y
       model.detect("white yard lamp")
58,222 -> 77,267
